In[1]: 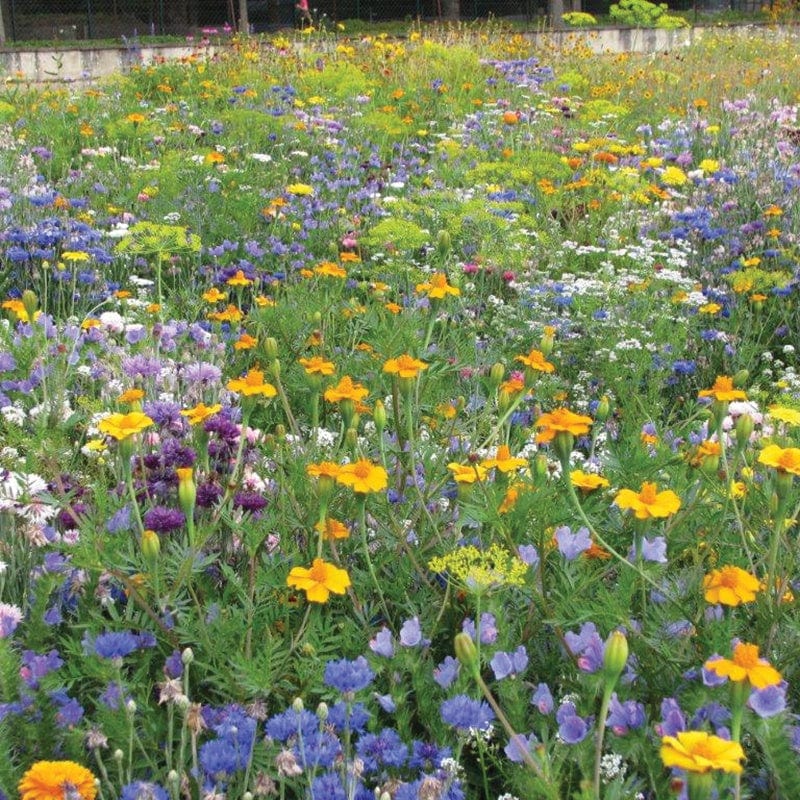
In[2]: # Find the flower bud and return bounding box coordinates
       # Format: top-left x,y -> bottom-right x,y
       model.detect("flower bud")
540,325 -> 555,357
141,529 -> 160,561
292,697 -> 304,712
175,467 -> 196,520
373,399 -> 387,434
436,228 -> 451,256
181,647 -> 194,665
602,630 -> 628,684
735,413 -> 754,450
264,336 -> 279,362
595,395 -> 611,422
21,290 -> 39,322
732,369 -> 749,389
489,362 -> 505,389
533,453 -> 549,483
316,702 -> 329,721
553,430 -> 575,466
275,423 -> 286,441
454,632 -> 479,676
269,358 -> 281,379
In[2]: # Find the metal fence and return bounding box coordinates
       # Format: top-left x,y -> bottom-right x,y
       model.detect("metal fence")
0,0 -> 762,43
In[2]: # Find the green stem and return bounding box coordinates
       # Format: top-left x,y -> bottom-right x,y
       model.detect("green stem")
592,685 -> 614,800
358,495 -> 392,625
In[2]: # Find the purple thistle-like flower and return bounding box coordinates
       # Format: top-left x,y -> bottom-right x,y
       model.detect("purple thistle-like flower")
196,481 -> 223,508
143,506 -> 185,533
555,525 -> 592,560
440,695 -> 495,732
433,656 -> 460,689
369,626 -> 394,658
327,701 -> 370,733
749,683 -> 787,718
233,491 -> 268,513
323,656 -> 374,694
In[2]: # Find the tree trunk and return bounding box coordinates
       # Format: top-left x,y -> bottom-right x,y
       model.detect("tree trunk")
239,0 -> 249,32
549,0 -> 565,26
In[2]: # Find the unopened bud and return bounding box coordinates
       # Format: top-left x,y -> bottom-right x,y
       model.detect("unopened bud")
540,325 -> 555,357
595,395 -> 611,422
602,630 -> 629,683
181,647 -> 194,665
292,697 -> 304,712
275,423 -> 286,440
264,336 -> 279,361
141,529 -> 160,561
316,701 -> 329,721
21,290 -> 39,322
735,413 -> 754,450
489,362 -> 505,389
732,369 -> 749,389
454,632 -> 479,676
436,228 -> 451,256
373,399 -> 387,434
175,467 -> 196,519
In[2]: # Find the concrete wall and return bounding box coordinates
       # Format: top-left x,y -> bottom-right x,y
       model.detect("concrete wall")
0,24 -> 797,83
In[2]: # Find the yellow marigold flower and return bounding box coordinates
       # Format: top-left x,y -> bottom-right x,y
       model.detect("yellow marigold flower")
2,299 -> 40,323
699,158 -> 720,174
534,407 -> 593,444
704,642 -> 782,689
689,439 -> 722,468
202,287 -> 227,303
226,368 -> 277,398
699,302 -> 721,315
61,250 -> 91,262
447,462 -> 488,484
226,269 -> 252,286
181,402 -> 222,425
336,459 -> 388,494
299,356 -> 335,376
204,151 -> 225,165
286,183 -> 314,196
233,333 -> 258,351
498,484 -> 521,514
314,261 -> 347,278
428,542 -> 528,590
286,558 -> 351,603
324,376 -> 369,404
660,731 -> 744,775
415,272 -> 460,299
614,481 -> 681,520
208,304 -> 243,323
98,411 -> 154,441
698,376 -> 747,402
514,348 -> 555,373
703,565 -> 760,606
19,760 -> 98,800
126,112 -> 146,124
758,444 -> 800,475
481,445 -> 527,474
315,517 -> 350,540
499,376 -> 525,395
570,469 -> 610,492
661,165 -> 688,186
768,405 -> 800,426
383,354 -> 428,379
306,461 -> 342,480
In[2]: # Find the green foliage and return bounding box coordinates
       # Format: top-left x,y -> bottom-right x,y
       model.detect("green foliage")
610,0 -> 674,26
562,11 -> 599,26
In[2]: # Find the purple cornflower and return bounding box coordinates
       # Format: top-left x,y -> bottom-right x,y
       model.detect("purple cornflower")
556,701 -> 591,744
199,737 -> 243,781
164,650 -> 183,679
100,680 -> 130,710
91,631 -> 144,660
433,656 -> 460,689
296,729 -> 342,769
369,626 -> 394,658
440,695 -> 495,732
490,646 -> 528,680
233,491 -> 268,513
356,727 -> 408,772
399,616 -> 429,648
555,525 -> 591,560
182,361 -> 222,385
121,781 -> 170,800
106,505 -> 132,533
323,656 -> 374,694
0,603 -> 23,638
564,622 -> 604,673
606,693 -> 646,735
531,683 -> 554,714
143,506 -> 185,533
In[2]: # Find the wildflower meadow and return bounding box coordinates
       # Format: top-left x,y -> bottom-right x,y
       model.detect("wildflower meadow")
1,20 -> 800,800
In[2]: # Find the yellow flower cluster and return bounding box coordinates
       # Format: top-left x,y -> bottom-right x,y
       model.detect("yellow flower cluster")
429,543 -> 528,590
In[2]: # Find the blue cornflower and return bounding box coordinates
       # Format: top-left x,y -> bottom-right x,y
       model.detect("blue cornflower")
355,727 -> 408,772
50,689 -> 84,728
409,740 -> 451,770
265,707 -> 319,742
309,771 -> 347,800
323,655 -> 374,694
91,631 -> 145,660
121,782 -> 169,800
296,729 -> 342,769
327,701 -> 370,733
440,696 -> 495,732
199,738 -> 243,781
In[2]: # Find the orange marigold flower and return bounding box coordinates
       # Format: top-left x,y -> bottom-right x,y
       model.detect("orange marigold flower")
570,470 -> 610,492
703,565 -> 760,606
698,376 -> 747,402
314,261 -> 347,278
226,269 -> 252,286
299,356 -> 335,376
415,272 -> 460,299
704,642 -> 782,689
315,517 -> 351,540
19,759 -> 98,800
233,332 -> 258,351
336,459 -> 388,494
660,731 -> 744,775
226,368 -> 277,398
534,407 -> 593,444
615,481 -> 681,520
757,444 -> 800,475
383,354 -> 428,379
306,461 -> 342,480
481,445 -> 527,474
447,462 -> 488,484
98,411 -> 154,441
117,388 -> 144,404
202,287 -> 227,303
514,348 -> 555,373
181,402 -> 222,425
208,304 -> 243,323
286,558 -> 351,603
324,376 -> 369,404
